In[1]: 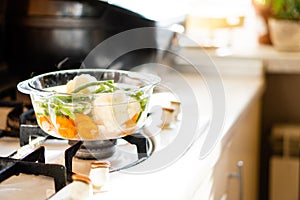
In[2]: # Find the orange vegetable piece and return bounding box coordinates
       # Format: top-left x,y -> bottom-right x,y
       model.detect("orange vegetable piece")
131,113 -> 140,123
120,113 -> 139,137
124,112 -> 140,128
56,116 -> 78,139
37,115 -> 54,132
124,120 -> 135,128
75,113 -> 99,140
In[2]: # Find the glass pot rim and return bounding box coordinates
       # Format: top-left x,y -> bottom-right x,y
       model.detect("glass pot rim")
17,68 -> 161,97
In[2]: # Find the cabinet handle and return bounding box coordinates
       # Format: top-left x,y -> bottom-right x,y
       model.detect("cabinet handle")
228,161 -> 244,200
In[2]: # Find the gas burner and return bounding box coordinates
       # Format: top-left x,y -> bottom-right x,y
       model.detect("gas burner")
0,99 -> 36,135
19,124 -> 153,181
69,139 -> 117,160
7,106 -> 36,133
0,101 -> 23,136
0,76 -> 35,134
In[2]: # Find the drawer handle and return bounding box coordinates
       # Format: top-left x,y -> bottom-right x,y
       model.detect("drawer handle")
228,161 -> 244,200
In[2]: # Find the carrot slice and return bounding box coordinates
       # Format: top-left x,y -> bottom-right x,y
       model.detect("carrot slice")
124,112 -> 140,129
37,115 -> 54,132
56,116 -> 78,139
131,113 -> 140,123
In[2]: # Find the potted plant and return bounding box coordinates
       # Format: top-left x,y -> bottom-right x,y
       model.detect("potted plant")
252,0 -> 273,44
267,0 -> 300,51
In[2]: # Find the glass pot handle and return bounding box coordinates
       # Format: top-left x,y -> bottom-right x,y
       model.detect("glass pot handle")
17,80 -> 32,95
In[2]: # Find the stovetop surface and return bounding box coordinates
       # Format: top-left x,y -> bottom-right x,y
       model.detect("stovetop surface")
0,137 -> 64,199
0,91 -> 180,199
0,134 -> 149,199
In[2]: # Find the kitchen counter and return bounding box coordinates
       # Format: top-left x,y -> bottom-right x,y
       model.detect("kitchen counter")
178,44 -> 300,74
91,62 -> 265,200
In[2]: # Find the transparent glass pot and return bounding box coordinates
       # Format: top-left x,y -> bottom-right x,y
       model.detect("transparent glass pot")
17,69 -> 160,140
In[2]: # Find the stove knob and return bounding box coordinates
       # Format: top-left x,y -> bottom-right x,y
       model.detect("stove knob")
89,161 -> 110,192
161,107 -> 175,129
170,101 -> 181,121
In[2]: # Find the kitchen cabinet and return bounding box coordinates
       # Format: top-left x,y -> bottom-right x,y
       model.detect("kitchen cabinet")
193,89 -> 261,200
224,100 -> 260,200
179,43 -> 300,200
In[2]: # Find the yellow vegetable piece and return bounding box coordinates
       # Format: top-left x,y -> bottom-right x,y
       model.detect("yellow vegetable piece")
75,113 -> 99,140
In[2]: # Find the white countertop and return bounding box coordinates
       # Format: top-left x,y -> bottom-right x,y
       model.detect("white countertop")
91,66 -> 265,200
178,45 -> 300,74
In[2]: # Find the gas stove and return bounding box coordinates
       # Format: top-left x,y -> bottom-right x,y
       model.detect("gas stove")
0,78 -> 184,200
0,84 -> 161,199
0,126 -> 153,199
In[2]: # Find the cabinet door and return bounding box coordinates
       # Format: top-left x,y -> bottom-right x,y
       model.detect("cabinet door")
209,101 -> 260,200
226,101 -> 261,200
192,100 -> 260,200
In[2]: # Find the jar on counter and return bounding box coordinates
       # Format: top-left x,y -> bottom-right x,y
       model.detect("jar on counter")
49,174 -> 93,200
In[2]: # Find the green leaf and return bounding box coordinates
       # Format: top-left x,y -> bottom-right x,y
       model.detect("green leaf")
271,0 -> 300,19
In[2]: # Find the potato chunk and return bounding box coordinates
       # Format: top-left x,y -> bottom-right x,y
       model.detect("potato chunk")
92,92 -> 141,138
66,74 -> 97,94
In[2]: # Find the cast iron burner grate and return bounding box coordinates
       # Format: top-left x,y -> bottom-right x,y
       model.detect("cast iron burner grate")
20,124 -> 153,182
0,146 -> 67,192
